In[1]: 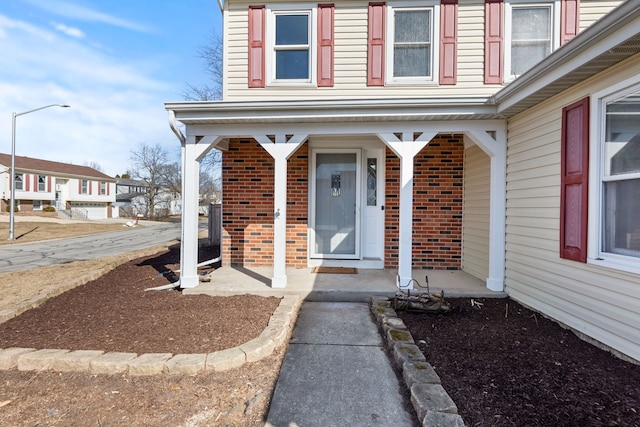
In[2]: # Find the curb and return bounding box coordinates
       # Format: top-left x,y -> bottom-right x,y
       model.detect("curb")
370,296 -> 466,427
0,294 -> 301,376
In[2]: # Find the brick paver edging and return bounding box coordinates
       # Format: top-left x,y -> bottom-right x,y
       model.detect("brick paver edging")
0,295 -> 301,376
370,296 -> 466,427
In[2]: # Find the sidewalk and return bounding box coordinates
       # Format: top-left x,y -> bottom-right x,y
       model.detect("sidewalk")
265,302 -> 418,426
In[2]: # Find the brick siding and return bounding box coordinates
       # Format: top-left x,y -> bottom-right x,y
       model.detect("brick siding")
222,135 -> 462,270
384,134 -> 464,269
222,139 -> 308,267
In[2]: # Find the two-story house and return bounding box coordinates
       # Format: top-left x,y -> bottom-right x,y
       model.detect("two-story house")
166,0 -> 640,362
0,153 -> 116,220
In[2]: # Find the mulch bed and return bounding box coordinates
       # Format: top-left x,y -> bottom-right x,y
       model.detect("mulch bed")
400,298 -> 640,426
0,245 -> 281,354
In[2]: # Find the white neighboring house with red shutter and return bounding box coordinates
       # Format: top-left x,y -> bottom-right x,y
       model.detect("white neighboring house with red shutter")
0,153 -> 116,220
166,1 -> 640,361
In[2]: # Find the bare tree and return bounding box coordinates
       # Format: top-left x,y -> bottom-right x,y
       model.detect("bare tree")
182,33 -> 223,101
129,142 -> 171,219
84,161 -> 104,172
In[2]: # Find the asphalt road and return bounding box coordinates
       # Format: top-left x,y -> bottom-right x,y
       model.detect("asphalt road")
0,221 -> 184,274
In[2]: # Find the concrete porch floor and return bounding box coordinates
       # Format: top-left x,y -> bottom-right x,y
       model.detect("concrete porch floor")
183,266 -> 507,302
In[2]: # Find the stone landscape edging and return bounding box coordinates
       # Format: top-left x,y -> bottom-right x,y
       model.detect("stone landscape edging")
0,294 -> 301,376
370,296 -> 466,427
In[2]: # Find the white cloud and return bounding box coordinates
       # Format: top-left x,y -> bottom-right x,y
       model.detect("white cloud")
0,13 -> 182,176
51,21 -> 85,39
21,0 -> 155,33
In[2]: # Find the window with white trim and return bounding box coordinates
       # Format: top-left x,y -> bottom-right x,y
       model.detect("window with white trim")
14,173 -> 23,191
504,1 -> 559,81
100,181 -> 107,195
386,2 -> 439,83
38,175 -> 46,192
81,179 -> 89,194
33,200 -> 42,210
267,7 -> 315,84
598,85 -> 640,261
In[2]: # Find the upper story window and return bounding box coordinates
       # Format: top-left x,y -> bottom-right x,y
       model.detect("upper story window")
100,181 -> 107,195
81,179 -> 89,194
267,7 -> 316,85
504,1 -> 559,80
386,2 -> 439,84
14,173 -> 23,191
38,175 -> 46,192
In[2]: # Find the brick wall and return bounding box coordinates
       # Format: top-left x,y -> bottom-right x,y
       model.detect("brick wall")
222,135 -> 462,270
221,139 -> 308,267
384,134 -> 464,269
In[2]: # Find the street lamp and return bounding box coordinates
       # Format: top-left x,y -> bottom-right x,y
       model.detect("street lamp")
8,104 -> 70,241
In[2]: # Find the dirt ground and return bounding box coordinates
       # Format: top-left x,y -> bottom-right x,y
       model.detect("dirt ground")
399,298 -> 640,426
0,245 -> 287,426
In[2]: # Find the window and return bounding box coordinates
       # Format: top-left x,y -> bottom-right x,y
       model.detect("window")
38,175 -> 46,192
600,88 -> 640,259
14,173 -> 23,191
33,200 -> 42,210
505,1 -> 559,80
81,179 -> 89,194
268,7 -> 315,84
386,3 -> 439,83
100,182 -> 107,195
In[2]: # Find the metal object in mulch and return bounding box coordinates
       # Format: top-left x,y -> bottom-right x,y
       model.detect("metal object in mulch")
393,276 -> 451,313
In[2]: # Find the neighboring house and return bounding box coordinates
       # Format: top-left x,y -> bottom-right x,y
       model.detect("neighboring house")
165,1 -> 640,362
0,153 -> 115,220
113,178 -> 182,218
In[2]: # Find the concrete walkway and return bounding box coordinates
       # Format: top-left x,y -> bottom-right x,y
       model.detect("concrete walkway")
265,302 -> 418,427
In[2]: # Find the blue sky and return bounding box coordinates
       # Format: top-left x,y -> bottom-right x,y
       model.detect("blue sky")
0,0 -> 222,176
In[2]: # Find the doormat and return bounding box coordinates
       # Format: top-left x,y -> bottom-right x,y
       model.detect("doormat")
311,267 -> 358,274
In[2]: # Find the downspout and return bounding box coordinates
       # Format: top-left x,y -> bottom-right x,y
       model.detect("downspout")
168,110 -> 186,144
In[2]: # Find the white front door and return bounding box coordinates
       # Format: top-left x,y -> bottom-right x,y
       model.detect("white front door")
311,150 -> 361,259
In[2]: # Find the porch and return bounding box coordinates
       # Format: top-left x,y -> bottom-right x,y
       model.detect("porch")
183,266 -> 506,302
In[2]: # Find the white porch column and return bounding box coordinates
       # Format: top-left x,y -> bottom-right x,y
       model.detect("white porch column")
256,134 -> 307,288
379,132 -> 435,290
467,130 -> 506,292
180,135 -> 219,288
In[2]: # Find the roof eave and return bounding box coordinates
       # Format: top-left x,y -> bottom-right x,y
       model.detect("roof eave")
494,0 -> 640,117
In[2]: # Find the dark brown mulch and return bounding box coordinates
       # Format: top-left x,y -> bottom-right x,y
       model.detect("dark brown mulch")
0,245 -> 281,354
399,298 -> 640,426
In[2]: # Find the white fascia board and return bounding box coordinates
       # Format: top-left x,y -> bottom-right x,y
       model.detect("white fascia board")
495,1 -> 640,114
165,97 -> 498,124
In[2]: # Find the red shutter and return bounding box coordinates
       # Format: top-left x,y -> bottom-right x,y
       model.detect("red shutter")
33,175 -> 38,192
248,5 -> 266,88
367,2 -> 385,86
484,0 -> 503,84
560,97 -> 589,262
47,176 -> 51,192
317,4 -> 335,87
107,182 -> 110,196
25,174 -> 30,192
439,0 -> 458,85
89,181 -> 92,195
78,180 -> 82,194
560,0 -> 580,45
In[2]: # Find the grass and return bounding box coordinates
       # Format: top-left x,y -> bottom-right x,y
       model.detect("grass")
0,221 -> 127,245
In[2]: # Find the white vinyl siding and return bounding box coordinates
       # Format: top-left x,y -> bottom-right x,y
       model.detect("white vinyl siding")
224,0 -> 494,100
579,1 -> 624,32
462,144 -> 490,280
506,53 -> 640,362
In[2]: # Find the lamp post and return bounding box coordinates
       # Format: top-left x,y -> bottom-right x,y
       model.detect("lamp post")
8,104 -> 70,241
